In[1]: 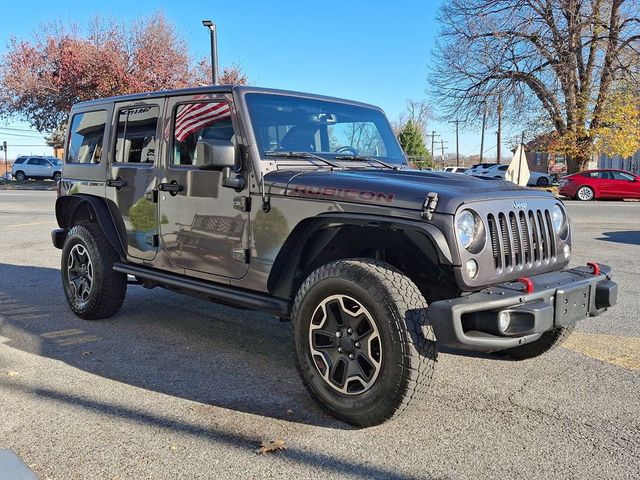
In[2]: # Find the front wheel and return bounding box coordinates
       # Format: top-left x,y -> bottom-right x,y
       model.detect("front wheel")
536,176 -> 550,187
61,223 -> 127,319
292,259 -> 437,427
576,186 -> 594,201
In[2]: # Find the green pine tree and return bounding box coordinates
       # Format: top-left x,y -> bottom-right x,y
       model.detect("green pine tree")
398,121 -> 432,169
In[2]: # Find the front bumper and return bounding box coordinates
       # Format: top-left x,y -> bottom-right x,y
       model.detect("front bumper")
429,264 -> 617,352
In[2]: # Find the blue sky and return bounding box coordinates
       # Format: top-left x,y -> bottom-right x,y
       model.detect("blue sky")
0,0 -> 490,159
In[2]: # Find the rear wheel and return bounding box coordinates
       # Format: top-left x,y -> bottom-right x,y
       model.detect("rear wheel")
292,259 -> 437,427
498,323 -> 575,360
576,186 -> 594,201
14,171 -> 26,181
61,223 -> 127,319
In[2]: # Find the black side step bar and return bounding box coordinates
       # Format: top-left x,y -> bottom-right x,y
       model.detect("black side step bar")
113,262 -> 289,317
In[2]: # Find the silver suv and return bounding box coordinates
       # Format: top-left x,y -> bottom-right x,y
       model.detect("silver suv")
11,156 -> 62,181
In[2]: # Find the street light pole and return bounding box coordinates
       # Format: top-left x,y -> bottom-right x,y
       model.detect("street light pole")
201,20 -> 218,85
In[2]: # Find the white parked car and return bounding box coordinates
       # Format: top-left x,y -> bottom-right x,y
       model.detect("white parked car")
443,166 -> 468,173
470,164 -> 553,187
11,156 -> 62,181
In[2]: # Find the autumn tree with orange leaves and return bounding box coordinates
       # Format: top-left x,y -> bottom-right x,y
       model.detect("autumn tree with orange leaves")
0,12 -> 247,147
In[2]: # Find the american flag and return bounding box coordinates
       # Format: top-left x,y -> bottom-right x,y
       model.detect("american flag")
174,101 -> 231,142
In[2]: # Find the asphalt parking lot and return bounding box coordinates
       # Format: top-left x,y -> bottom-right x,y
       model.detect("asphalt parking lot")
0,190 -> 638,480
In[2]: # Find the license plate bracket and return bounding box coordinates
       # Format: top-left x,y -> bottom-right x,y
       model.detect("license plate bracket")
554,284 -> 590,327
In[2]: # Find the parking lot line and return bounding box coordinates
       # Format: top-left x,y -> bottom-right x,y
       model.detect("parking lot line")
562,331 -> 640,370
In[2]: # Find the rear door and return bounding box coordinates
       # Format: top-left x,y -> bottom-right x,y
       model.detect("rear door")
63,106 -> 112,198
590,170 -> 616,197
25,158 -> 43,177
105,100 -> 164,261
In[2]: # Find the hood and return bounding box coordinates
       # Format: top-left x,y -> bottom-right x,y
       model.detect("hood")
263,168 -> 555,214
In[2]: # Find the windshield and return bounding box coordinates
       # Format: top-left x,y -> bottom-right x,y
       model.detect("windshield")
245,93 -> 405,164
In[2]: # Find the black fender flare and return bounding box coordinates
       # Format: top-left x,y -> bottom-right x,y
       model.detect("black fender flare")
55,194 -> 127,259
267,213 -> 454,299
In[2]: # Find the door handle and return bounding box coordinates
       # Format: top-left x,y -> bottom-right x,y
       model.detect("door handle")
158,181 -> 184,195
107,177 -> 126,189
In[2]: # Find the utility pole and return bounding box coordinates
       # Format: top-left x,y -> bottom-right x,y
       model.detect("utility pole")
496,96 -> 502,164
1,141 -> 6,179
438,139 -> 448,168
201,20 -> 218,84
448,120 -> 462,166
480,103 -> 487,163
425,131 -> 440,166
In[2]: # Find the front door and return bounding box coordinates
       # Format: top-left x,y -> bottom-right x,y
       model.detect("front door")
610,170 -> 640,198
158,93 -> 249,279
105,100 -> 164,261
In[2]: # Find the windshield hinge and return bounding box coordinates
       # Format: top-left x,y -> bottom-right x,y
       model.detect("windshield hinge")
421,192 -> 438,220
260,175 -> 271,213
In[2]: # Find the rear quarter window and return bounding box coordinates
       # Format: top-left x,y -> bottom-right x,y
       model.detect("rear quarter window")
67,110 -> 108,164
14,157 -> 26,164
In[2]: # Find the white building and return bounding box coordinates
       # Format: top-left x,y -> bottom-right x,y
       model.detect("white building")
598,150 -> 640,174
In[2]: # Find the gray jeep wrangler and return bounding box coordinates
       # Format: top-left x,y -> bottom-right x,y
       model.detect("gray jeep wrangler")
52,86 -> 618,427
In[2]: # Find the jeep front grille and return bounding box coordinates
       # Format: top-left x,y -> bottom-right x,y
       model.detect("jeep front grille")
487,209 -> 556,272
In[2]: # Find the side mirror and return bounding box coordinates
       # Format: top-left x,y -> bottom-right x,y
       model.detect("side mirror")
195,138 -> 245,190
195,138 -> 237,170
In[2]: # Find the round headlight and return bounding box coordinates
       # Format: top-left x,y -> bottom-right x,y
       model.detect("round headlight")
455,209 -> 480,249
551,204 -> 565,233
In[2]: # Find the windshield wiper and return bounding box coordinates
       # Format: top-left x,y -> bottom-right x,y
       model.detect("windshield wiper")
333,154 -> 398,170
265,151 -> 342,169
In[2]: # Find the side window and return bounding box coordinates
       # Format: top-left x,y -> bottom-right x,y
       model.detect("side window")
114,106 -> 159,164
14,157 -> 26,165
67,110 -> 107,164
583,171 -> 604,179
612,171 -> 634,181
172,101 -> 232,166
499,165 -> 508,171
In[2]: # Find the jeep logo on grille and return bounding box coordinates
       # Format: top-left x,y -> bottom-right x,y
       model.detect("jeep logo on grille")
513,201 -> 528,209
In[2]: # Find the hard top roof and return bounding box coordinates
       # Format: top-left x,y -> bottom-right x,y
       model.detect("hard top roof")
72,85 -> 381,111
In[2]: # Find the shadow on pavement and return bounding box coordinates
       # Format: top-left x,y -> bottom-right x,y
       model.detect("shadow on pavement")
596,231 -> 640,246
0,262 -> 347,429
0,381 -> 439,480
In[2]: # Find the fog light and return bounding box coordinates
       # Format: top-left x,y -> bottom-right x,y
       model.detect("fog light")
498,311 -> 511,333
563,243 -> 571,259
465,259 -> 478,279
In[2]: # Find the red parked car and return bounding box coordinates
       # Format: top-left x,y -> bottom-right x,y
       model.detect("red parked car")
559,169 -> 640,201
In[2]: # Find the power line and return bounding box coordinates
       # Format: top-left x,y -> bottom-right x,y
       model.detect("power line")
0,126 -> 46,133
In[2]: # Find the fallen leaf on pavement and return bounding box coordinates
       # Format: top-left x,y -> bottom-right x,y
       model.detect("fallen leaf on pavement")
256,439 -> 286,455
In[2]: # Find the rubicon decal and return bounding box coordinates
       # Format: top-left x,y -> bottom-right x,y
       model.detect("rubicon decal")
290,185 -> 395,203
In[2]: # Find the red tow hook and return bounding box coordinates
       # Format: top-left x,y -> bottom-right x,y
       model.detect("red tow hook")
587,262 -> 601,275
516,277 -> 534,294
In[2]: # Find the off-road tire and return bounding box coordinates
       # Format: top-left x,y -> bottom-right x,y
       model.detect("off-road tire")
61,223 -> 127,319
292,258 -> 437,427
498,323 -> 575,360
14,171 -> 26,181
